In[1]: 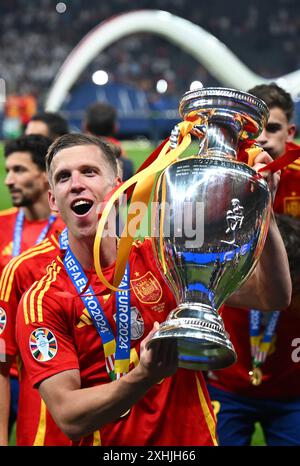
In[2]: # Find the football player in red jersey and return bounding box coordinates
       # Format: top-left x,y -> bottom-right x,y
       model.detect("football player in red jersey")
0,234 -> 70,445
0,134 -> 65,272
0,134 -> 65,444
16,133 -> 290,446
207,83 -> 300,446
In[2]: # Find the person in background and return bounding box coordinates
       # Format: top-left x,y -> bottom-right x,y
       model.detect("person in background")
83,101 -> 134,181
0,234 -> 70,446
207,83 -> 300,446
25,112 -> 69,142
0,134 -> 65,444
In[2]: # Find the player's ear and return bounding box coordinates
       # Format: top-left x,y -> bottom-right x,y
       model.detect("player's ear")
114,176 -> 122,188
287,123 -> 297,141
48,189 -> 59,214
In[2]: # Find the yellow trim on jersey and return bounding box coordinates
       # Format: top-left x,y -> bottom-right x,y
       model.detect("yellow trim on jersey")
33,399 -> 46,446
34,264 -> 56,322
57,256 -> 64,265
0,239 -> 50,294
23,261 -> 60,324
0,207 -> 18,217
288,162 -> 300,171
50,233 -> 60,248
195,374 -> 218,446
93,430 -> 101,446
37,264 -> 61,322
0,240 -> 56,302
29,262 -> 59,323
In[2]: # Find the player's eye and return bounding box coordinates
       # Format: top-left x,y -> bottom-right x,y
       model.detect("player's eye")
265,123 -> 282,133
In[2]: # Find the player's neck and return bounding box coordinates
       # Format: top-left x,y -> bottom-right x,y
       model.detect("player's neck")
68,232 -> 117,271
22,195 -> 51,222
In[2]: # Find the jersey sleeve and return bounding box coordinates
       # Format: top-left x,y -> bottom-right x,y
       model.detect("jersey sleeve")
0,261 -> 23,358
0,299 -> 18,358
16,271 -> 79,389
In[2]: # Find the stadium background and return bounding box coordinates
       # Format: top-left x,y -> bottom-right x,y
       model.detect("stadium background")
1,0 -> 300,446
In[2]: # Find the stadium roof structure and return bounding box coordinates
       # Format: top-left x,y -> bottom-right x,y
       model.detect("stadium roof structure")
45,10 -> 300,112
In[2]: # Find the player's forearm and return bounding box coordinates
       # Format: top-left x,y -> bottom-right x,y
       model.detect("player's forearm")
228,212 -> 291,311
40,365 -> 156,441
0,373 -> 10,446
255,212 -> 291,309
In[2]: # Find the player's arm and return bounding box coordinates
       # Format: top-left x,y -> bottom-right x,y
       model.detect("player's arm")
0,277 -> 20,446
16,285 -> 177,441
32,328 -> 176,441
227,151 -> 291,311
0,354 -> 15,446
38,327 -> 177,441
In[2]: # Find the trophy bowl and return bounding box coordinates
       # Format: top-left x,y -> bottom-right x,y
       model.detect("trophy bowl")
148,87 -> 271,370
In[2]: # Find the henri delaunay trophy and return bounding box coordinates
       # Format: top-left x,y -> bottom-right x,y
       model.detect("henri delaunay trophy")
148,87 -> 271,370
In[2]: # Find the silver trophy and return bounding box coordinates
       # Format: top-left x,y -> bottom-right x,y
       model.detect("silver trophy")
149,87 -> 271,370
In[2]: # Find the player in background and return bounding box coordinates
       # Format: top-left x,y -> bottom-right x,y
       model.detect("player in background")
25,112 -> 69,142
0,134 -> 65,443
207,83 -> 300,446
83,101 -> 134,181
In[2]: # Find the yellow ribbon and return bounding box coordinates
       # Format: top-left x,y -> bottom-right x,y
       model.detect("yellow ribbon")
93,119 -> 200,292
246,146 -> 264,167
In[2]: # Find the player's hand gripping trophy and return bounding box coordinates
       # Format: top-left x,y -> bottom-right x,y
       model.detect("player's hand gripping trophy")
148,87 -> 271,370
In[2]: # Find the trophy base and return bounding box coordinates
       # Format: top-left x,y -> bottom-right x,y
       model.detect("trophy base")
147,303 -> 236,370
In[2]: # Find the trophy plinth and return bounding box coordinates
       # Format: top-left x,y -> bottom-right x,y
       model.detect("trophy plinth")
148,88 -> 271,370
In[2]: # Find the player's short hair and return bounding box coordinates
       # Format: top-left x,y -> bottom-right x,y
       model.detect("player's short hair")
248,83 -> 294,122
85,102 -> 117,137
46,133 -> 119,182
4,134 -> 52,172
30,112 -> 69,140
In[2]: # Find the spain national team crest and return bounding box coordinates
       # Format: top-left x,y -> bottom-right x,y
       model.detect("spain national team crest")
131,271 -> 162,304
29,328 -> 58,362
0,308 -> 7,335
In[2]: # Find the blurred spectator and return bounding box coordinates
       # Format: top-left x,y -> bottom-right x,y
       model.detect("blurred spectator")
0,0 -> 299,103
84,101 -> 134,181
25,111 -> 69,141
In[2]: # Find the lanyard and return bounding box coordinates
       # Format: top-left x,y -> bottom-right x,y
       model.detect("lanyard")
59,227 -> 69,250
249,309 -> 280,385
12,209 -> 56,257
63,246 -> 131,380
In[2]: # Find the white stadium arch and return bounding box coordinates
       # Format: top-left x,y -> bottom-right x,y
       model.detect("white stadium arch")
45,9 -> 300,111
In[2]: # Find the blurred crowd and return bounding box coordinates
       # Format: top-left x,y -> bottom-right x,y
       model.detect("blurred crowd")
0,0 -> 300,103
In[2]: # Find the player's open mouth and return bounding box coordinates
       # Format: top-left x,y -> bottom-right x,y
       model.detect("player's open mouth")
71,199 -> 93,215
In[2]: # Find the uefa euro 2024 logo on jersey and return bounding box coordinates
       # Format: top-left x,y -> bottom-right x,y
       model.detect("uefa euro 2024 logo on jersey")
29,328 -> 58,362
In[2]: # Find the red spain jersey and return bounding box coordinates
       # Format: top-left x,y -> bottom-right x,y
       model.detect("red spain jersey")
208,141 -> 300,399
273,141 -> 300,217
16,239 -> 217,446
0,207 -> 65,274
0,207 -> 65,381
0,234 -> 70,446
207,305 -> 300,399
